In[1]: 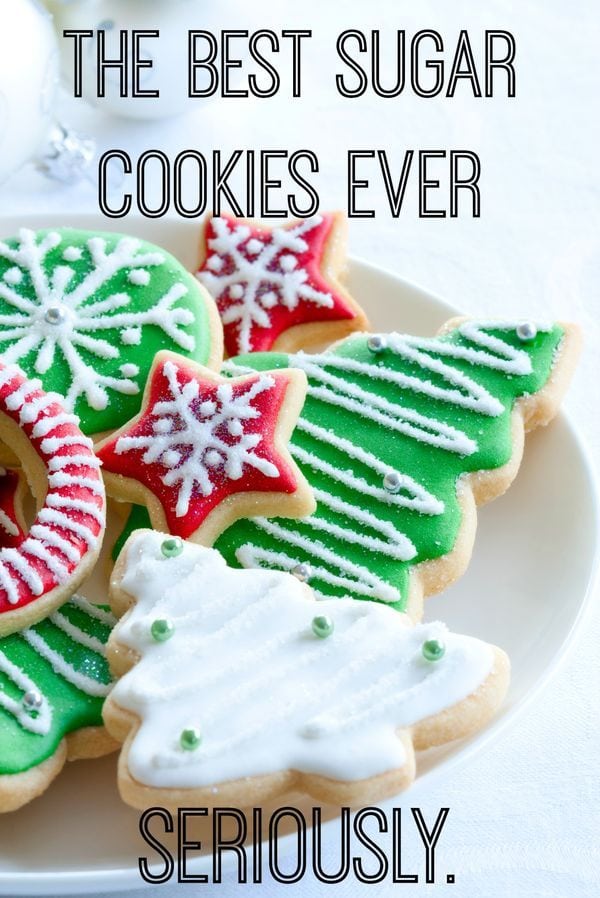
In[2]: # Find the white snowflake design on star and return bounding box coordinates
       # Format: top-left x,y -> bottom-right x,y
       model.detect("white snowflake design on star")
115,361 -> 281,517
0,229 -> 196,412
198,215 -> 334,354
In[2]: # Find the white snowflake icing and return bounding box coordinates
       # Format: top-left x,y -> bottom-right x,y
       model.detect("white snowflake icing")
115,361 -> 281,517
0,229 -> 197,412
198,215 -> 334,354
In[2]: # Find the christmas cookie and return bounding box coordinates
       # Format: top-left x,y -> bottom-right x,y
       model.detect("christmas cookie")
104,530 -> 509,810
0,594 -> 116,813
196,213 -> 368,356
0,361 -> 105,636
215,318 -> 580,619
0,227 -> 222,435
95,351 -> 315,545
0,467 -> 26,548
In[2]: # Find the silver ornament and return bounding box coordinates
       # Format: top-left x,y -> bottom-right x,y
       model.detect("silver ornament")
44,305 -> 66,325
291,563 -> 311,583
0,0 -> 59,184
516,322 -> 537,342
367,335 -> 388,353
22,690 -> 43,712
35,123 -> 95,185
383,472 -> 401,493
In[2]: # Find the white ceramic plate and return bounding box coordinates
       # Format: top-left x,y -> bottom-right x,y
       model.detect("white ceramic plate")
0,215 -> 597,895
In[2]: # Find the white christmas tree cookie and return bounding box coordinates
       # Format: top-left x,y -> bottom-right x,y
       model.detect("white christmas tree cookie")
103,530 -> 509,810
0,228 -> 222,435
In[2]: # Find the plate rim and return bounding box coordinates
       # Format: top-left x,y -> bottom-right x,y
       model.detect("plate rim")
0,216 -> 597,895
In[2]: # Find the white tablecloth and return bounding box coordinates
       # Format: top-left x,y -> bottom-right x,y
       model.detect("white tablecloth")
2,1 -> 599,895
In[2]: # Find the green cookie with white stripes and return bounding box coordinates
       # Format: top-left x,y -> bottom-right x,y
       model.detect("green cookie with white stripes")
215,318 -> 580,620
0,594 -> 116,813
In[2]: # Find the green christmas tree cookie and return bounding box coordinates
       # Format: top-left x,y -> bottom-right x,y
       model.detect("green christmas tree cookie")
0,594 -> 115,812
213,318 -> 578,618
0,228 -> 221,434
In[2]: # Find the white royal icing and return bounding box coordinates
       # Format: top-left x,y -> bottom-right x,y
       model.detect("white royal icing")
0,511 -> 19,539
223,320 -> 554,604
114,361 -> 280,517
198,215 -> 334,354
0,229 -> 196,412
110,531 -> 495,787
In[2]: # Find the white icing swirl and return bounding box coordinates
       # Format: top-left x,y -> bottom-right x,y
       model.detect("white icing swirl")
111,531 -> 495,787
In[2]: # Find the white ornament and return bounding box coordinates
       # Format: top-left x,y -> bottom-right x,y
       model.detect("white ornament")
0,0 -> 59,183
47,0 -> 244,120
0,229 -> 195,412
115,362 -> 280,517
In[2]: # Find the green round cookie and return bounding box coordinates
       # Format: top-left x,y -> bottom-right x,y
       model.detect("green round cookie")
0,227 -> 219,434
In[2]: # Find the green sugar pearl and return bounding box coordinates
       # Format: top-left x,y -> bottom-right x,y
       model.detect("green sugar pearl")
150,618 -> 174,643
311,615 -> 334,639
180,727 -> 202,751
161,537 -> 183,558
422,638 -> 446,662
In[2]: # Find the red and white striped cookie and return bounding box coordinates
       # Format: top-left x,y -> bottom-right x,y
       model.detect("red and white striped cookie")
0,362 -> 105,636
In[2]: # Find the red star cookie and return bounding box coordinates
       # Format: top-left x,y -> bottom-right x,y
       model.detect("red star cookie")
196,212 -> 368,356
0,467 -> 26,548
95,351 -> 315,544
